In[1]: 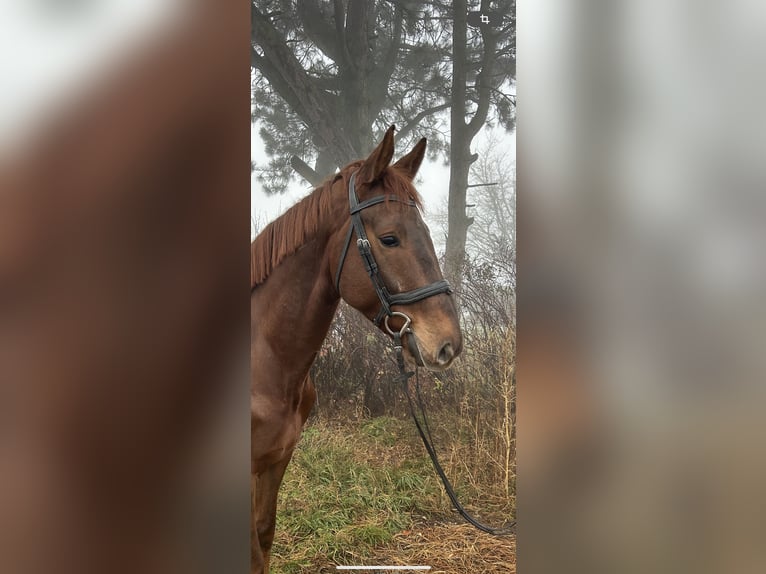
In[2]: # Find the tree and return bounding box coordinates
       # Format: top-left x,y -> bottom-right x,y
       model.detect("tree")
430,129 -> 516,322
445,0 -> 515,281
465,130 -> 516,286
462,131 -> 516,330
252,0 -> 452,191
251,0 -> 515,268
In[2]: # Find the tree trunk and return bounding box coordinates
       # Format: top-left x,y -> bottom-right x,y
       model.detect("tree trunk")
446,139 -> 474,285
314,148 -> 337,181
445,0 -> 497,285
445,0 -> 472,285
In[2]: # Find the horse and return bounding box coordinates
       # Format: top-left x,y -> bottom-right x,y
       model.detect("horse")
250,126 -> 463,573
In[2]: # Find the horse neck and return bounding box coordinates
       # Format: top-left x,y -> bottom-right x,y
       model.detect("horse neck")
254,233 -> 340,373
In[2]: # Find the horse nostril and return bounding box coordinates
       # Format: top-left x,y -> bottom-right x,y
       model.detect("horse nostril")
437,342 -> 454,365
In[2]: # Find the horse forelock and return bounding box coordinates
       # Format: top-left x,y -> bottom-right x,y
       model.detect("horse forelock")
250,161 -> 423,288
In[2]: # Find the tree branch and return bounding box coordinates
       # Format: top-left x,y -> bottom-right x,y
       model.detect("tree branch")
397,102 -> 451,142
251,47 -> 307,121
290,155 -> 322,186
297,0 -> 341,63
345,0 -> 370,74
369,5 -> 403,117
252,6 -> 356,166
333,0 -> 351,69
467,0 -> 497,136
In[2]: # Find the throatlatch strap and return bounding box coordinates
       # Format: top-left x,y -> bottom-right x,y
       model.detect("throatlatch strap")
334,223 -> 354,294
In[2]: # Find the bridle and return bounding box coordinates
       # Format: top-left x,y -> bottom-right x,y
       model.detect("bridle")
334,171 -> 515,536
334,172 -> 452,337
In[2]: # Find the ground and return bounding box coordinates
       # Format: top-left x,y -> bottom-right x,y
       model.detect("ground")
269,416 -> 515,574
364,522 -> 516,574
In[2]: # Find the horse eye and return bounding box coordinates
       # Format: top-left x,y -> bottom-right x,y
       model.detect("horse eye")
379,235 -> 400,247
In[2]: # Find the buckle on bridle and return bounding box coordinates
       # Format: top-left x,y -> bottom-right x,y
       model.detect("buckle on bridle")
384,311 -> 412,338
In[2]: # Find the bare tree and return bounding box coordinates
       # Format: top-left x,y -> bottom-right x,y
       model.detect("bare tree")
466,130 -> 516,283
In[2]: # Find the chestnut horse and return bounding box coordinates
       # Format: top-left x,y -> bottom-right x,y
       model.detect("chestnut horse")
251,126 -> 463,573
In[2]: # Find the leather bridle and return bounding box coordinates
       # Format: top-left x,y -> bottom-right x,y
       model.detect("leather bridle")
334,172 -> 452,336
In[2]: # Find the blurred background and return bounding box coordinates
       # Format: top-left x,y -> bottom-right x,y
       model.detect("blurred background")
519,1 -> 766,573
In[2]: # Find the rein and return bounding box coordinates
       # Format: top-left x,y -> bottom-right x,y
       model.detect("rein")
393,331 -> 516,537
335,171 -> 515,537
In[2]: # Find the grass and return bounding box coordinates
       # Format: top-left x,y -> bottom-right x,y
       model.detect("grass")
269,415 -> 515,574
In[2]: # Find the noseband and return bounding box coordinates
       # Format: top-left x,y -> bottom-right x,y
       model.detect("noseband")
334,172 -> 452,334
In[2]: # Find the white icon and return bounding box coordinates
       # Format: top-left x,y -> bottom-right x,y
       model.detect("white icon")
480,14 -> 489,24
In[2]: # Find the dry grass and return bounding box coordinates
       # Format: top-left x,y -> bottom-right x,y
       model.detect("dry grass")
306,522 -> 516,574
368,522 -> 516,574
270,417 -> 514,574
281,263 -> 516,573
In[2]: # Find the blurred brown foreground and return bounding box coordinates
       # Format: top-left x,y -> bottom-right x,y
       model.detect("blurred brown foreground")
0,3 -> 250,573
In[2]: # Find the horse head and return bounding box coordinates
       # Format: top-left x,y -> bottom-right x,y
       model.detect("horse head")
329,126 -> 463,371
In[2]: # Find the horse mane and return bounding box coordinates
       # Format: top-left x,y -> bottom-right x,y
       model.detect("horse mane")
251,161 -> 422,288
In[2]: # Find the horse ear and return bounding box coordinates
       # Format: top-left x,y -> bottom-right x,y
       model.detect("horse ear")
358,125 -> 396,184
392,137 -> 427,180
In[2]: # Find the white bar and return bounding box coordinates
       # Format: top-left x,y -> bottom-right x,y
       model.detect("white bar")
336,567 -> 431,571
